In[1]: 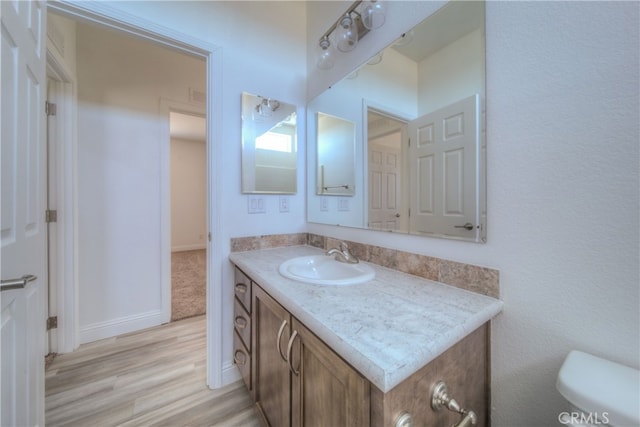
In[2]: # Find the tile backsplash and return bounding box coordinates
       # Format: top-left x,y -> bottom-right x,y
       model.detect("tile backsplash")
230,233 -> 499,298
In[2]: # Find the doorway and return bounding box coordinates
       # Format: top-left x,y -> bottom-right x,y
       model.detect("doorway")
45,2 -> 224,388
169,111 -> 207,321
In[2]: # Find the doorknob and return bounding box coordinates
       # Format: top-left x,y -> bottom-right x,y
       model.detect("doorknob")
454,223 -> 474,231
1,274 -> 37,292
395,213 -> 401,218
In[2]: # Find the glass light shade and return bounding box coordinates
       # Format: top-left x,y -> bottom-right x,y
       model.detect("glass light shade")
335,14 -> 358,52
362,0 -> 386,30
256,99 -> 272,117
316,37 -> 334,69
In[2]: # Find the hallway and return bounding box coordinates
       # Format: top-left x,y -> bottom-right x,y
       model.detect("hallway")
45,316 -> 259,426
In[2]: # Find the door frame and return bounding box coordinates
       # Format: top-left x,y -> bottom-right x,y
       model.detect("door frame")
46,1 -> 225,388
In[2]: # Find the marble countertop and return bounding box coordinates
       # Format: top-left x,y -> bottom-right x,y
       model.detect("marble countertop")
229,245 -> 503,393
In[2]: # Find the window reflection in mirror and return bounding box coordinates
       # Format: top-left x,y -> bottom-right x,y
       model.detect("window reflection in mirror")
307,0 -> 486,242
316,112 -> 356,196
241,92 -> 297,194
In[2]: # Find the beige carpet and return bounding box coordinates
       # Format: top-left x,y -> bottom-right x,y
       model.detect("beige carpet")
171,249 -> 206,321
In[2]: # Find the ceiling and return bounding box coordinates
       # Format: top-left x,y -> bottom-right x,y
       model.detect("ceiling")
391,1 -> 484,62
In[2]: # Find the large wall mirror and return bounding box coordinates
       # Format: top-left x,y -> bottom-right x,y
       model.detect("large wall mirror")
307,1 -> 486,242
242,92 -> 297,194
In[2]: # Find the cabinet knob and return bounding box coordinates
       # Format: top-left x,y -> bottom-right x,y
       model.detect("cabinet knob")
395,412 -> 414,427
233,350 -> 247,366
235,283 -> 247,293
234,316 -> 247,329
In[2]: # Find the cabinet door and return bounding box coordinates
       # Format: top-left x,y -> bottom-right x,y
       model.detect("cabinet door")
253,285 -> 292,427
290,319 -> 370,427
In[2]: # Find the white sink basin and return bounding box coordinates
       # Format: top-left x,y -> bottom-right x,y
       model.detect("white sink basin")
278,255 -> 375,285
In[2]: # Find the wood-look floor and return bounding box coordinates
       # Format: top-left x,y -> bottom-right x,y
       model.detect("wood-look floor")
45,315 -> 261,427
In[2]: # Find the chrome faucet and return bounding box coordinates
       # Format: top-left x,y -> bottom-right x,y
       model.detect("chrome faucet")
326,242 -> 359,264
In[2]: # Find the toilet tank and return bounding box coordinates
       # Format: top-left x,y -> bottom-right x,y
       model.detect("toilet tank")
557,350 -> 640,427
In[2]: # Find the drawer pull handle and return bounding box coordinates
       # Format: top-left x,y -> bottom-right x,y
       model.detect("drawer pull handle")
233,350 -> 247,366
234,316 -> 247,329
286,330 -> 299,376
235,283 -> 247,294
276,320 -> 288,361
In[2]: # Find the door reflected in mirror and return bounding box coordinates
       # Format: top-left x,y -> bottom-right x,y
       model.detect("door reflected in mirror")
317,112 -> 356,196
241,92 -> 297,194
307,0 -> 486,242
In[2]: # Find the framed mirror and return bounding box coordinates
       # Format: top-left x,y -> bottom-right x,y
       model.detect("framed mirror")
307,0 -> 486,242
316,112 -> 356,196
241,92 -> 297,194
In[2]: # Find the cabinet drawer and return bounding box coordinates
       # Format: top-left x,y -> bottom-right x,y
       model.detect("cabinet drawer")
234,268 -> 252,312
234,298 -> 251,351
233,330 -> 251,391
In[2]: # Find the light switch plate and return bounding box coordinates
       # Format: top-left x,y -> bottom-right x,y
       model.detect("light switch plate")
338,198 -> 349,211
248,197 -> 266,214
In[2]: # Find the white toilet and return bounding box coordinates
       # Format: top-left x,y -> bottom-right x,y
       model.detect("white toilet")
556,350 -> 640,427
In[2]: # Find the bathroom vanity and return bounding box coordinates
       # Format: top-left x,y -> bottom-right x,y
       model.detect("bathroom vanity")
230,246 -> 503,427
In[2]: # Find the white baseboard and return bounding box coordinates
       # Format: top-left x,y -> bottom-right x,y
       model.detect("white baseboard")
171,244 -> 207,252
222,361 -> 242,385
79,310 -> 164,344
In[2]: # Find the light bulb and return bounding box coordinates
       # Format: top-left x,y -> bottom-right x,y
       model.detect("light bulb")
335,14 -> 358,52
362,0 -> 386,30
316,37 -> 334,70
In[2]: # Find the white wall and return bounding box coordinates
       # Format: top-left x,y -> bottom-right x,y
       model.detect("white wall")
94,0 -> 308,379
76,23 -> 206,342
171,137 -> 207,252
418,28 -> 484,115
307,2 -> 639,426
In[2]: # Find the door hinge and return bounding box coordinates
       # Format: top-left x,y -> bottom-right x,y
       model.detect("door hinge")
46,210 -> 57,223
408,138 -> 411,147
47,316 -> 58,330
45,101 -> 57,116
208,232 -> 212,242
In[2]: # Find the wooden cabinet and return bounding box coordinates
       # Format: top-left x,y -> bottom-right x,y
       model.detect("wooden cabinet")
290,318 -> 370,427
252,284 -> 369,427
232,265 -> 489,427
253,284 -> 292,427
233,268 -> 253,394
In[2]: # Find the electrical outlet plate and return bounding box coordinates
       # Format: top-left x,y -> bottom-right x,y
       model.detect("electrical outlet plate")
279,197 -> 289,213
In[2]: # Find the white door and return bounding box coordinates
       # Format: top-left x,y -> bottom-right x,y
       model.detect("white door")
368,136 -> 402,230
408,94 -> 480,240
1,1 -> 47,425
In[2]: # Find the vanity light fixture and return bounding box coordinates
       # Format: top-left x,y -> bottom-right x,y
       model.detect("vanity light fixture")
315,0 -> 387,70
255,97 -> 280,117
336,13 -> 358,52
362,0 -> 386,30
316,36 -> 335,70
